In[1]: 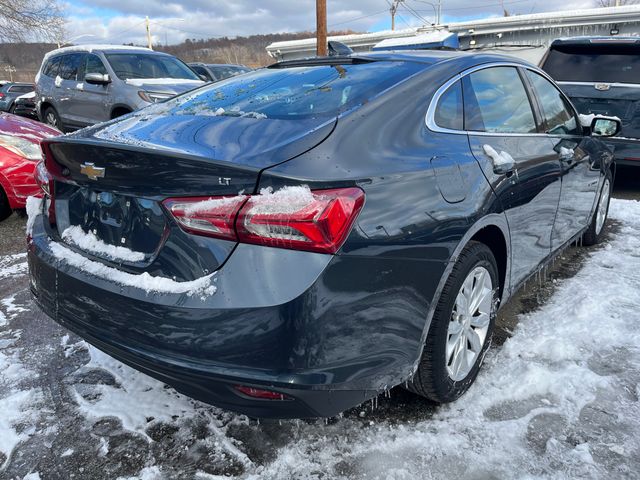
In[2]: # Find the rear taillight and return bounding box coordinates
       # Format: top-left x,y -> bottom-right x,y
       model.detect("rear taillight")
35,161 -> 51,197
233,385 -> 292,401
163,196 -> 247,241
164,186 -> 365,254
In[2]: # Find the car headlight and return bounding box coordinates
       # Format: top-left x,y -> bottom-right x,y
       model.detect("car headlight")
0,133 -> 42,160
138,91 -> 174,103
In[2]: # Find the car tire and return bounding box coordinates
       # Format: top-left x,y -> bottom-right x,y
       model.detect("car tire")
408,241 -> 498,403
582,171 -> 612,247
0,187 -> 12,222
43,106 -> 63,131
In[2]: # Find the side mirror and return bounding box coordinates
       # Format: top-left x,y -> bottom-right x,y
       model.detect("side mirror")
591,116 -> 621,137
198,74 -> 209,82
85,73 -> 111,85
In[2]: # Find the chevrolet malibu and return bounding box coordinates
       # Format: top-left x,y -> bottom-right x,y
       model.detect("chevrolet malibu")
28,51 -> 619,418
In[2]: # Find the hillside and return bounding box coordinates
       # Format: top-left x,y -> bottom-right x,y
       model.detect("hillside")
0,31 -> 356,82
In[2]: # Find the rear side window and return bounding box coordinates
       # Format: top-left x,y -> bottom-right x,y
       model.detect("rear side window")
542,45 -> 640,84
43,56 -> 61,78
434,80 -> 463,130
152,61 -> 425,120
525,70 -> 580,136
58,54 -> 84,81
463,67 -> 537,134
8,85 -> 33,93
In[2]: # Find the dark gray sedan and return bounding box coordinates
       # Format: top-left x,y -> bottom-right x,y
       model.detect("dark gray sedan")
29,50 -> 619,418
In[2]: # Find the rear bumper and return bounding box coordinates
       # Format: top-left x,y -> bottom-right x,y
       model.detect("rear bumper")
28,210 -> 441,418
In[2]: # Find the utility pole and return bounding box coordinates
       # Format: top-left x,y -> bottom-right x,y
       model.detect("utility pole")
316,0 -> 327,56
145,16 -> 153,50
390,0 -> 403,31
437,0 -> 442,25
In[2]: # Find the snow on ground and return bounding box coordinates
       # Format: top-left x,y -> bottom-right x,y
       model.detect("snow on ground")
1,199 -> 639,478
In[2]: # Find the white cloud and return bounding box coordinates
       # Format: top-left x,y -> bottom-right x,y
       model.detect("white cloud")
63,0 -> 596,46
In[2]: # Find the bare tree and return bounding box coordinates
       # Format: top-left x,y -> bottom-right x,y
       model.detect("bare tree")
0,0 -> 65,43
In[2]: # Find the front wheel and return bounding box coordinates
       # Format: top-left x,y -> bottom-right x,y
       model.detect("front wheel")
583,172 -> 612,246
408,241 -> 498,403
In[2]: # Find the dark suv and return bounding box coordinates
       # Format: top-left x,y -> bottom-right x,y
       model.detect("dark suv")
541,37 -> 640,166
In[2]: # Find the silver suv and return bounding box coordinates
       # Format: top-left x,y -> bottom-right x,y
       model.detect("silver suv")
35,45 -> 204,131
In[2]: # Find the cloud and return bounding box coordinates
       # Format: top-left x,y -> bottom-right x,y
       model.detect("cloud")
63,0 -> 595,46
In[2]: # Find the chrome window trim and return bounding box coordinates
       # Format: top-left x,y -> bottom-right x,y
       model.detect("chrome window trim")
425,61 -> 577,138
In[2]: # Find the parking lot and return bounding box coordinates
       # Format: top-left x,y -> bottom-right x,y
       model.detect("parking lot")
0,173 -> 637,480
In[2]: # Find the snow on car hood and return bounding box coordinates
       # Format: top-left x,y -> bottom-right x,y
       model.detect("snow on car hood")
124,78 -> 204,92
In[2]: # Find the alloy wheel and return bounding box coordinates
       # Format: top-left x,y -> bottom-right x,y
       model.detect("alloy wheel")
446,266 -> 493,381
46,112 -> 57,127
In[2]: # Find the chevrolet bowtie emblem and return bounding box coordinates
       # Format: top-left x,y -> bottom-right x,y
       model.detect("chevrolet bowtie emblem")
80,162 -> 105,180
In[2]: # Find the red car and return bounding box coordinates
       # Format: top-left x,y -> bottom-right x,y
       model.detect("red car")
0,113 -> 59,220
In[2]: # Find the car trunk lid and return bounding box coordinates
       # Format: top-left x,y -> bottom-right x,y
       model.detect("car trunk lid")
43,114 -> 336,279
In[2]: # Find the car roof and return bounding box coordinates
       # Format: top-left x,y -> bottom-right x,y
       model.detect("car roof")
551,36 -> 640,47
271,49 -> 535,72
44,44 -> 166,60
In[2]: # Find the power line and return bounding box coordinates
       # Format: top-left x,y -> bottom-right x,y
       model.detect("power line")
328,8 -> 389,27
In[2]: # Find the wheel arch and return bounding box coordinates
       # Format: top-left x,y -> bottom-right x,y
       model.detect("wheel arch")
409,213 -> 512,383
110,104 -> 133,119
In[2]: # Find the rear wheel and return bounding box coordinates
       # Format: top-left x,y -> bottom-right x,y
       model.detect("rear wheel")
0,187 -> 12,222
409,241 -> 498,403
583,172 -> 612,246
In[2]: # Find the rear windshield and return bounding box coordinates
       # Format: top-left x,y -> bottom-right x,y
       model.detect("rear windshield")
542,45 -> 640,84
105,53 -> 200,81
150,61 -> 424,120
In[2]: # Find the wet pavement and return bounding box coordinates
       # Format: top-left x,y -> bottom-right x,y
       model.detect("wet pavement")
0,176 -> 639,479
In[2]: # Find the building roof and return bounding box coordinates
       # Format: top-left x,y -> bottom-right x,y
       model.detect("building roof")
266,5 -> 640,56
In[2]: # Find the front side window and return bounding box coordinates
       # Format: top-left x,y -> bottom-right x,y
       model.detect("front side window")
434,80 -> 463,130
464,67 -> 537,134
84,54 -> 108,76
105,53 -> 200,81
525,70 -> 579,136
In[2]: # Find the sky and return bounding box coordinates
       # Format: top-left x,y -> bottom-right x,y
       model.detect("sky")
61,0 -> 599,46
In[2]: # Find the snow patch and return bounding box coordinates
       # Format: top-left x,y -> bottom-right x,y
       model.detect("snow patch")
116,466 -> 163,480
579,113 -> 596,127
251,185 -> 316,215
25,196 -> 42,236
49,242 -> 216,297
61,225 -> 146,263
125,78 -> 203,87
0,253 -> 27,279
181,195 -> 247,216
482,144 -> 515,167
